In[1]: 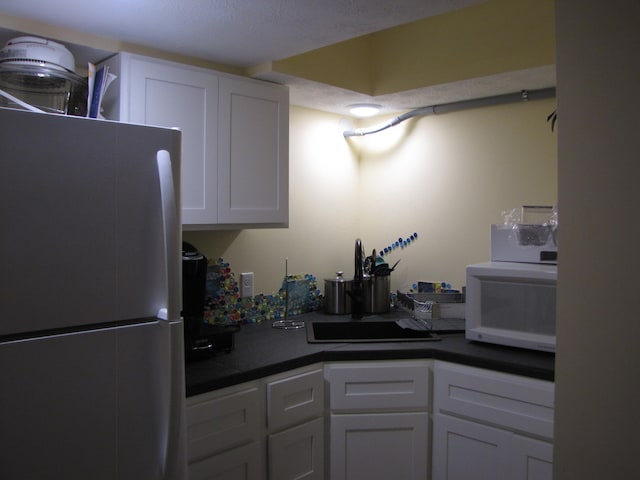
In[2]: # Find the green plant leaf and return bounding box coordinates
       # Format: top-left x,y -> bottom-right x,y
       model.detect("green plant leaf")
546,109 -> 557,132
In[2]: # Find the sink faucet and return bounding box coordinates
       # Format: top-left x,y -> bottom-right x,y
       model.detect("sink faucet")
351,238 -> 364,319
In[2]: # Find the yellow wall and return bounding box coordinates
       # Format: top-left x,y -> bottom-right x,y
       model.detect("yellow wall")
184,106 -> 361,293
356,96 -> 557,290
370,0 -> 556,95
271,36 -> 374,94
1,2 -> 558,296
185,98 -> 557,295
270,0 -> 555,95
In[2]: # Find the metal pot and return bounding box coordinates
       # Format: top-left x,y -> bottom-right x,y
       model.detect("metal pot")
324,272 -> 352,314
363,274 -> 391,313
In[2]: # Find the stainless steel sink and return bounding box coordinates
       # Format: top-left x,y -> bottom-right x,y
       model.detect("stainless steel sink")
306,320 -> 441,343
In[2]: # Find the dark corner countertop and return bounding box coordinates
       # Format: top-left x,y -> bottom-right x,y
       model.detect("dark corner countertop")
185,311 -> 555,397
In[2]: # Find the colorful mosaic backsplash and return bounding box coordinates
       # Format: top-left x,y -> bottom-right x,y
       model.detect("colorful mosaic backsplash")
203,258 -> 323,325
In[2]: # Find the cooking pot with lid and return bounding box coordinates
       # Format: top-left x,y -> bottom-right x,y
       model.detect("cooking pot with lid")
324,272 -> 352,314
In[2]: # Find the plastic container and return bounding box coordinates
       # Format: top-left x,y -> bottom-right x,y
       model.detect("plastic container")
0,64 -> 87,116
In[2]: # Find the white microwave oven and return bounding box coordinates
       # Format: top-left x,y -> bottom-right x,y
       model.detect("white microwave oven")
465,262 -> 557,352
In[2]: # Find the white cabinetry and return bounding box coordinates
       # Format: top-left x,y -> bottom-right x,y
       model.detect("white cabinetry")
432,361 -> 554,480
99,52 -> 288,228
186,381 -> 264,480
185,359 -> 553,480
325,360 -> 432,480
217,76 -> 288,225
185,364 -> 324,480
266,366 -> 325,480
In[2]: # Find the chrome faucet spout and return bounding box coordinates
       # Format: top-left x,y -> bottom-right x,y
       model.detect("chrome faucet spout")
354,238 -> 363,280
352,238 -> 364,319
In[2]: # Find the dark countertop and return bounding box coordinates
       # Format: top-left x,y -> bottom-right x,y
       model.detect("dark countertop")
185,311 -> 555,397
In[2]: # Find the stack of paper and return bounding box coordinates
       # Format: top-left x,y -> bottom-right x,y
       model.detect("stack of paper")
86,63 -> 116,119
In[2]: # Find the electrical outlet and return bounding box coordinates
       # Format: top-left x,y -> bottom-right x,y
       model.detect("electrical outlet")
241,272 -> 254,298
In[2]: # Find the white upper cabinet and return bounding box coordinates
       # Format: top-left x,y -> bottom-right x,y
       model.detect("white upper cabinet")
218,76 -> 289,226
99,52 -> 288,228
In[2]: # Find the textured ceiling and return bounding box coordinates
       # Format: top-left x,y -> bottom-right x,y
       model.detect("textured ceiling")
0,0 -> 555,117
258,65 -> 556,117
0,0 -> 481,67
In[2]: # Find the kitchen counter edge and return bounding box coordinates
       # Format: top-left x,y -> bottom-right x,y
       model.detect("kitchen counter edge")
185,312 -> 555,397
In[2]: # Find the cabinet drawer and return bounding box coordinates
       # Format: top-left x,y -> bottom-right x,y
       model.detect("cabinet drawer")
433,361 -> 554,439
188,441 -> 263,480
268,417 -> 324,480
267,367 -> 324,432
187,383 -> 262,462
325,360 -> 432,412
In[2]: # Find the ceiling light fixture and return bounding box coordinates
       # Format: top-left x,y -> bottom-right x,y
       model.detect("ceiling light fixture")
348,103 -> 381,118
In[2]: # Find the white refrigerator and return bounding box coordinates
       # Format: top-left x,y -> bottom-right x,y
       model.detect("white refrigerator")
0,108 -> 187,479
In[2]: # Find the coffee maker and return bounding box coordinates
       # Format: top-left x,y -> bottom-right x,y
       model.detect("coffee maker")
182,242 -> 236,360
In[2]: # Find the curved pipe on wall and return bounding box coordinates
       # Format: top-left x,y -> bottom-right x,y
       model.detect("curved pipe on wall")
343,87 -> 557,137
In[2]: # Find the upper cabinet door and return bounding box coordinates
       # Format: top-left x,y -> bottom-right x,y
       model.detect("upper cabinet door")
217,77 -> 289,226
127,56 -> 219,225
99,52 -> 289,228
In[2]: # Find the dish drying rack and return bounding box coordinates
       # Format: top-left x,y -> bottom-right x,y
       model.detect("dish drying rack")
395,290 -> 466,333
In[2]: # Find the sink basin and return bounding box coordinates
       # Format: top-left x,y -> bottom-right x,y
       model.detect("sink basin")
307,320 -> 441,343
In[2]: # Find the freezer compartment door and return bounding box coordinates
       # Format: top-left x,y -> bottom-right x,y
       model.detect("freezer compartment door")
0,320 -> 187,480
0,109 -> 182,337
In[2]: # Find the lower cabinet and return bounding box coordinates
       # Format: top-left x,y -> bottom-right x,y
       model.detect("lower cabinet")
330,411 -> 430,480
189,442 -> 263,480
186,381 -> 265,480
325,360 -> 433,480
186,359 -> 554,480
511,432 -> 554,480
432,361 -> 554,480
268,417 -> 324,480
186,364 -> 324,480
266,367 -> 325,480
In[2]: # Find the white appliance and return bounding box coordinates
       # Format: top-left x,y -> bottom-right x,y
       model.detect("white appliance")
490,224 -> 558,264
465,262 -> 557,352
0,108 -> 187,479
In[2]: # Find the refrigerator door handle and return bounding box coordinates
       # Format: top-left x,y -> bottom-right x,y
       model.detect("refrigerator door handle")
156,150 -> 181,322
156,150 -> 187,480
